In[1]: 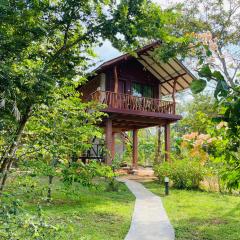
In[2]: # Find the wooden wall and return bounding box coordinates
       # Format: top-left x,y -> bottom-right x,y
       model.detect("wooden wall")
79,75 -> 101,101
80,58 -> 161,99
105,58 -> 159,98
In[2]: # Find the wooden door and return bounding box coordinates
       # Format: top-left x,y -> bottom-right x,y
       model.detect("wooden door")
118,80 -> 126,94
118,80 -> 126,109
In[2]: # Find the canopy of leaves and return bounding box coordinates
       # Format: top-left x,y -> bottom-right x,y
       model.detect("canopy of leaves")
17,88 -> 104,170
176,94 -> 218,134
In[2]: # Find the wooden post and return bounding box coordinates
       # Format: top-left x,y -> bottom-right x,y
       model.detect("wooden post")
172,78 -> 177,114
159,84 -> 162,100
111,132 -> 115,161
105,119 -> 113,165
114,65 -> 118,93
155,126 -> 162,164
165,124 -> 170,162
132,129 -> 138,169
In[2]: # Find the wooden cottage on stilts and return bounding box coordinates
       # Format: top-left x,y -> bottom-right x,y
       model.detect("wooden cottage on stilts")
79,41 -> 196,167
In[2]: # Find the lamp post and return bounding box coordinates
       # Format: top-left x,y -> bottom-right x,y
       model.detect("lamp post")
164,177 -> 169,196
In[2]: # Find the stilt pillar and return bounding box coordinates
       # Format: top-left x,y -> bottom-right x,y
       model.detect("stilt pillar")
132,129 -> 138,169
111,132 -> 115,161
105,119 -> 113,165
164,124 -> 171,162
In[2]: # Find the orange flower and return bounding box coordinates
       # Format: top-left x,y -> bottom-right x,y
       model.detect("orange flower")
183,132 -> 199,140
194,139 -> 204,146
198,134 -> 211,141
216,121 -> 228,130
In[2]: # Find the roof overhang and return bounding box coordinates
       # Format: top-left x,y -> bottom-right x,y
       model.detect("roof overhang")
137,50 -> 195,96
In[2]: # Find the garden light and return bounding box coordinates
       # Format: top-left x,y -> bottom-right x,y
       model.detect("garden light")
164,177 -> 169,196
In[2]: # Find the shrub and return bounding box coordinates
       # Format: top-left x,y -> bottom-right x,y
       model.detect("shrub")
105,178 -> 120,192
154,159 -> 205,190
0,198 -> 63,239
153,162 -> 172,184
171,160 -> 205,189
61,161 -> 118,191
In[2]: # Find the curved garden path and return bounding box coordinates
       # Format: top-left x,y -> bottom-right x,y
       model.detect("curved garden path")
123,179 -> 175,240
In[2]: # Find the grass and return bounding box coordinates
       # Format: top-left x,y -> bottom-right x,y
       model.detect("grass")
3,177 -> 135,240
144,181 -> 240,240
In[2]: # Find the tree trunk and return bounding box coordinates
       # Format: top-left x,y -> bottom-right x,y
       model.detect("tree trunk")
154,126 -> 162,164
0,106 -> 31,191
47,175 -> 54,202
0,158 -> 14,192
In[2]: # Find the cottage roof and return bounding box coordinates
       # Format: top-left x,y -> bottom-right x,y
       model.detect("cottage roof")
94,41 -> 196,96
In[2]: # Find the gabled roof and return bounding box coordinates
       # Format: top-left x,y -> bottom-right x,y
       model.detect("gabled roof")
94,41 -> 196,96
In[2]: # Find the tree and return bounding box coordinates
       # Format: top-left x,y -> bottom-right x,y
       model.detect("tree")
174,0 -> 240,189
175,94 -> 218,135
182,0 -> 240,87
11,88 -> 104,196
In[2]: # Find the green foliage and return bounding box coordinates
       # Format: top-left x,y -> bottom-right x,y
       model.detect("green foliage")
0,199 -> 62,239
4,176 -> 134,240
21,89 -> 104,159
13,89 -> 103,187
206,120 -> 240,190
154,159 -> 205,189
171,159 -> 205,189
198,65 -> 212,80
184,2 -> 239,182
176,94 -> 217,134
61,161 -> 117,190
111,153 -> 124,171
190,79 -> 207,94
190,64 -> 230,98
175,88 -> 240,191
122,129 -> 157,166
153,162 -> 172,184
105,178 -> 120,192
220,86 -> 240,141
138,130 -> 156,165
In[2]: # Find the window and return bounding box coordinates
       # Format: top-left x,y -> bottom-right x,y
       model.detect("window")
132,83 -> 142,97
132,82 -> 153,98
143,85 -> 153,98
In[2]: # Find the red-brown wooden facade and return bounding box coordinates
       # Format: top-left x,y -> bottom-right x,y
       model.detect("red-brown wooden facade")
79,41 -> 196,167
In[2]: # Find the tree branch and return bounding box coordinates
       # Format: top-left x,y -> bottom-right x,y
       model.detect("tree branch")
217,48 -> 235,87
49,27 -> 96,64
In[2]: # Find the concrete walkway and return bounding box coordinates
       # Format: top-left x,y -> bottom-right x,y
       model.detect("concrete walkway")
123,179 -> 175,240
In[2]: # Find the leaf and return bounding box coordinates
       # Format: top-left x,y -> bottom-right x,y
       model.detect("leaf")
198,65 -> 212,80
206,49 -> 212,57
212,71 -> 225,81
214,80 -> 229,98
204,45 -> 212,57
190,79 -> 207,94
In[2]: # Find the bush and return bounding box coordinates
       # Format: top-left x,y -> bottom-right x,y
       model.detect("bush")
153,162 -> 172,184
61,161 -> 118,191
154,159 -> 205,190
0,198 -> 63,239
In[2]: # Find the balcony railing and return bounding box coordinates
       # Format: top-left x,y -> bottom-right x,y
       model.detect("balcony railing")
90,90 -> 176,115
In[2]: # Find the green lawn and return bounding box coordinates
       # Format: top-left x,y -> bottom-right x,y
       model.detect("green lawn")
144,182 -> 240,240
4,178 -> 135,240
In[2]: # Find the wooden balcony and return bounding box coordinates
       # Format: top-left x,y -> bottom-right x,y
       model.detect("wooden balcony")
90,90 -> 176,115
